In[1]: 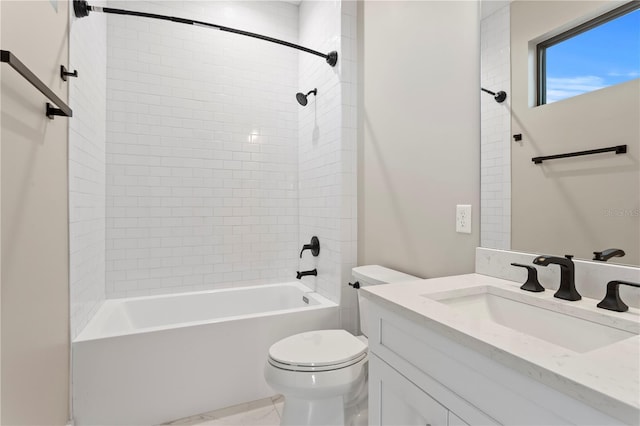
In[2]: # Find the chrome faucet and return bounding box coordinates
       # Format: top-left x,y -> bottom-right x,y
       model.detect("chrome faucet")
532,255 -> 581,301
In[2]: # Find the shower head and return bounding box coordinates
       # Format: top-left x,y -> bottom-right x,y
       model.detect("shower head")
481,87 -> 507,103
296,89 -> 317,106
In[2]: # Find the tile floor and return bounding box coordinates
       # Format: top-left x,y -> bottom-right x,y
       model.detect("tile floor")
162,395 -> 284,426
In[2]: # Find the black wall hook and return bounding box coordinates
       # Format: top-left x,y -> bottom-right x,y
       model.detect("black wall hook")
60,65 -> 78,81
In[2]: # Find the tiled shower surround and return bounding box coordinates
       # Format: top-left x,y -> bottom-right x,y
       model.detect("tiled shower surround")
480,2 -> 511,250
105,1 -> 301,297
68,0 -> 357,335
297,0 -> 358,331
69,2 -> 107,339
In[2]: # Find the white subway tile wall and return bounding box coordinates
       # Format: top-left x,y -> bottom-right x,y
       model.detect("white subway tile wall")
480,3 -> 511,250
69,4 -> 107,339
297,0 -> 342,306
338,0 -> 358,333
106,1 -> 300,297
296,0 -> 358,332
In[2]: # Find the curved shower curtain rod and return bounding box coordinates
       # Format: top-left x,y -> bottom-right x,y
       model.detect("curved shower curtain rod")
73,0 -> 338,67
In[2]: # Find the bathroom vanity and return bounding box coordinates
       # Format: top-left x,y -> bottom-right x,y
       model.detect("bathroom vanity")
362,274 -> 640,425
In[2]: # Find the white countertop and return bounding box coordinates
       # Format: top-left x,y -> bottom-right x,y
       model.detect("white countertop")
361,273 -> 640,425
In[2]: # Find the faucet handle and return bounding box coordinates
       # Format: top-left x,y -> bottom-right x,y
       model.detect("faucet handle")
597,280 -> 640,312
299,236 -> 320,258
511,263 -> 544,292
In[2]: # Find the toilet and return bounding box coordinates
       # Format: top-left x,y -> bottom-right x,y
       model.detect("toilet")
264,265 -> 418,426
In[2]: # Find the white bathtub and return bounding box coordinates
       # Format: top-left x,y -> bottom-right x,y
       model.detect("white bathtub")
72,282 -> 339,425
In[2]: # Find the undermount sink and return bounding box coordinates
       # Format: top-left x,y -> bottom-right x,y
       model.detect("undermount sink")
426,286 -> 637,353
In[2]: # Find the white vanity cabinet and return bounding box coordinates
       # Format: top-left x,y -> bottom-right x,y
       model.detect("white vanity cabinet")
366,299 -> 629,426
370,353 -> 464,426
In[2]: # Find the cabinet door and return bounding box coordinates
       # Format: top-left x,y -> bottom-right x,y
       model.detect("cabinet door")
370,354 -> 448,426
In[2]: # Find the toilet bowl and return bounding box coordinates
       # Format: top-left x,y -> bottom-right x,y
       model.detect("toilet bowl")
264,265 -> 418,426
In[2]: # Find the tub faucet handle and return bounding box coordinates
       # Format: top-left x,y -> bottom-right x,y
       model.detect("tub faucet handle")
299,236 -> 320,258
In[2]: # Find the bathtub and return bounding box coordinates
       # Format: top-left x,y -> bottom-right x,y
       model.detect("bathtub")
72,282 -> 339,425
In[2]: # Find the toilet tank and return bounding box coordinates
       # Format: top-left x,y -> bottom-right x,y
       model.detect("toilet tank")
352,265 -> 419,337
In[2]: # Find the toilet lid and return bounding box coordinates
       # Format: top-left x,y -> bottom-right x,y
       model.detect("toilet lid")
268,330 -> 367,371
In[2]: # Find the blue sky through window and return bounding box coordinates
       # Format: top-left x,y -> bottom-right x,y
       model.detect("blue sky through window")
545,7 -> 640,104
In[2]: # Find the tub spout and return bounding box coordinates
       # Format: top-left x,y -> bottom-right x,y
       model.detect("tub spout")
296,269 -> 317,280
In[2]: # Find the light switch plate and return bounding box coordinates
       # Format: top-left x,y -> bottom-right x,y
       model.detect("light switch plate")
456,205 -> 472,234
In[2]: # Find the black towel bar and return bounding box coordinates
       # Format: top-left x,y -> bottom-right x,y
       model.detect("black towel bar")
0,49 -> 73,119
532,145 -> 627,164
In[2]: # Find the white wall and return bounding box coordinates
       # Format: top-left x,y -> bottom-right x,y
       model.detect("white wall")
69,2 -> 107,340
105,1 -> 300,297
480,2 -> 511,250
358,1 -> 480,279
1,1 -> 70,422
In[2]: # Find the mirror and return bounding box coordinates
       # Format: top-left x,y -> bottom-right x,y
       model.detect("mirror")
480,0 -> 640,266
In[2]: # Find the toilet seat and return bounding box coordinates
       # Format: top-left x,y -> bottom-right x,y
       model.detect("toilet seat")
268,330 -> 367,372
268,352 -> 367,372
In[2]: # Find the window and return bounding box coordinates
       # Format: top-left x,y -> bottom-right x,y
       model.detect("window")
537,1 -> 640,105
